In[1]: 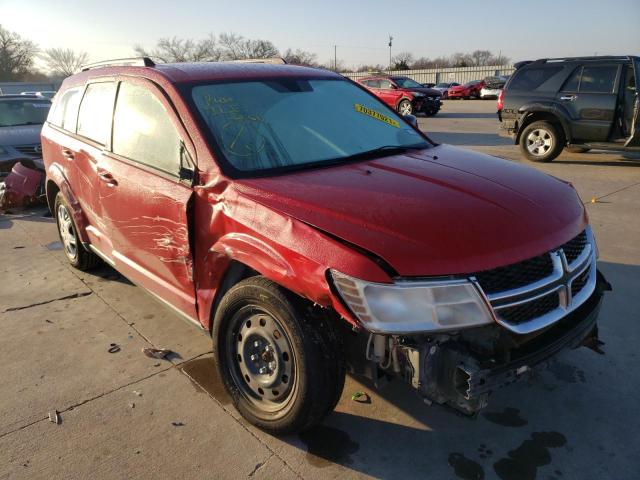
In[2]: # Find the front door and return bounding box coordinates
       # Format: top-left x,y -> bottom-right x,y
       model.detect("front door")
624,58 -> 640,147
377,79 -> 402,109
97,78 -> 198,320
557,64 -> 620,142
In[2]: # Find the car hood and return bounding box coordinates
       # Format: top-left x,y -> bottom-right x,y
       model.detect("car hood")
235,145 -> 586,277
0,125 -> 43,146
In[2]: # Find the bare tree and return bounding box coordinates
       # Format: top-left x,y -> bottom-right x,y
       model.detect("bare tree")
411,56 -> 437,69
134,36 -> 220,63
451,52 -> 473,67
0,25 -> 38,81
323,58 -> 346,72
469,49 -> 493,66
392,51 -> 414,70
41,48 -> 89,77
282,48 -> 317,67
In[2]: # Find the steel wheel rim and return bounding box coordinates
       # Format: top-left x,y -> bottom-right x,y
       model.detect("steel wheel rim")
399,101 -> 412,116
57,204 -> 77,259
526,128 -> 553,156
227,307 -> 296,415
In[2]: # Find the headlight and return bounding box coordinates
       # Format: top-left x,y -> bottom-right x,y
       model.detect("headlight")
411,92 -> 425,97
331,270 -> 494,333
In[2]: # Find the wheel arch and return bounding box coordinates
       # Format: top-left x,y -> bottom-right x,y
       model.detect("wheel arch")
45,166 -> 91,244
515,105 -> 572,145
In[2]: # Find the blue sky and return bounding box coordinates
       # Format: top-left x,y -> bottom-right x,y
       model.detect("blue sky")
2,0 -> 639,69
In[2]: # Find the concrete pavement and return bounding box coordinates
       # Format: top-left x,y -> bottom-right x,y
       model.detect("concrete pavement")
1,99 -> 639,479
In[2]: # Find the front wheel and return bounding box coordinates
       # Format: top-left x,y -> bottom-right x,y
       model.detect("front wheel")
397,99 -> 413,116
519,121 -> 565,162
212,277 -> 345,435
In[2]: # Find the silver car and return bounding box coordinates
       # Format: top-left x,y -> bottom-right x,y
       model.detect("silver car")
0,95 -> 51,172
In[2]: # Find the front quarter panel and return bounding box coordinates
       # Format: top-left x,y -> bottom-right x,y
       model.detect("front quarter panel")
193,181 -> 391,330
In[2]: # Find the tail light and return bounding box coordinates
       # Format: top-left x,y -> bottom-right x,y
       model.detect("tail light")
497,89 -> 504,111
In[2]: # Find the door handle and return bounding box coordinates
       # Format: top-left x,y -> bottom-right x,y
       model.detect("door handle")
97,171 -> 118,187
61,148 -> 75,160
560,95 -> 577,101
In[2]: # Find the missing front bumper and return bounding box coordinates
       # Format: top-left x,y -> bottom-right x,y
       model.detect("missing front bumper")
395,273 -> 608,415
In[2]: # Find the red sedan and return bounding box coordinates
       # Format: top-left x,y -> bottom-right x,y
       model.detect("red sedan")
448,80 -> 485,99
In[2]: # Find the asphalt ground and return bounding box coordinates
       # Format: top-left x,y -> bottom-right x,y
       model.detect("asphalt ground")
1,99 -> 639,479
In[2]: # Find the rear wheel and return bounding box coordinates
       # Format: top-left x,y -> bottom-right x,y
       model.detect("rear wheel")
519,121 -> 565,162
213,277 -> 345,435
54,193 -> 100,270
397,99 -> 412,116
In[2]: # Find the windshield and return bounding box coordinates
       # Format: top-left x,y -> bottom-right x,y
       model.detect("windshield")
392,77 -> 423,89
0,98 -> 51,127
190,78 -> 429,175
463,81 -> 479,87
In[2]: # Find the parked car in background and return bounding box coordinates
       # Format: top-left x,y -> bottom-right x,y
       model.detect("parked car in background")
448,80 -> 485,99
499,55 -> 639,162
0,94 -> 51,172
479,76 -> 508,99
433,82 -> 461,99
42,57 -> 608,434
358,75 -> 442,116
421,82 -> 436,88
21,91 -> 57,99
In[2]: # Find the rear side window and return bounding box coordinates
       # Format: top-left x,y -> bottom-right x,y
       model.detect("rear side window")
580,65 -> 618,93
562,65 -> 618,93
379,79 -> 393,89
112,82 -> 181,175
77,82 -> 117,145
508,66 -> 563,90
48,87 -> 82,131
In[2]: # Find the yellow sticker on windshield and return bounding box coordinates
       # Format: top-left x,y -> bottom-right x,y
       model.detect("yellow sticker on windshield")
354,104 -> 400,128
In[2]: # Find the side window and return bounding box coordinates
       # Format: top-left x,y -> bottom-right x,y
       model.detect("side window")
579,65 -> 618,93
379,79 -> 392,90
48,88 -> 81,129
509,66 -> 563,90
77,82 -> 117,144
112,82 -> 182,175
562,67 -> 582,92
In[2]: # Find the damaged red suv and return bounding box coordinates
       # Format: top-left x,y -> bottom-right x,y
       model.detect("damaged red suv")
42,58 -> 609,434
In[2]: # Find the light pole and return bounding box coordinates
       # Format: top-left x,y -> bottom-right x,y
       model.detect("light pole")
334,45 -> 337,71
388,35 -> 393,70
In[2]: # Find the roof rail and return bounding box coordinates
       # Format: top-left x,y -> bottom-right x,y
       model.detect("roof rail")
533,55 -> 630,64
80,57 -> 156,72
225,57 -> 287,65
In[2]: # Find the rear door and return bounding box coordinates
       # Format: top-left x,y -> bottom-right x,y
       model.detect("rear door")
557,63 -> 620,142
97,78 -> 198,320
624,58 -> 640,147
74,81 -> 118,253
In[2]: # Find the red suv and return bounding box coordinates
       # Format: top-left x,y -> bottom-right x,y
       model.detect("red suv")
448,80 -> 486,99
42,58 -> 608,434
358,75 -> 442,116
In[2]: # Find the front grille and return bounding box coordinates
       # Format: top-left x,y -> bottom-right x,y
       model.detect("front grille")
477,228 -> 595,334
561,231 -> 588,264
14,144 -> 41,156
498,291 -> 560,325
474,253 -> 554,295
571,266 -> 591,297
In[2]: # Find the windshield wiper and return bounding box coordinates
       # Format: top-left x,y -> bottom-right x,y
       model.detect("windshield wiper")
1,122 -> 42,127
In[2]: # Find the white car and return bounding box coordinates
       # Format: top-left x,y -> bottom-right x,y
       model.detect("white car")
480,86 -> 502,99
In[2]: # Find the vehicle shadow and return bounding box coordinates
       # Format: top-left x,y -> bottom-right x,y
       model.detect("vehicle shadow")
554,150 -> 640,167
428,131 -> 513,147
279,260 -> 638,479
435,112 -> 498,119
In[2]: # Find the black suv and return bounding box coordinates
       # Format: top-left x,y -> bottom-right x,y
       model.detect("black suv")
498,56 -> 639,162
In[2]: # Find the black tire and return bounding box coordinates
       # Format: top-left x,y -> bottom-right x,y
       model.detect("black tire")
519,120 -> 565,162
54,193 -> 100,270
397,99 -> 412,116
212,276 -> 345,435
565,146 -> 590,154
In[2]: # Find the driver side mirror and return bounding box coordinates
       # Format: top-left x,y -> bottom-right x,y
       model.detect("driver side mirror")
404,114 -> 418,127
